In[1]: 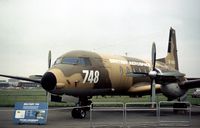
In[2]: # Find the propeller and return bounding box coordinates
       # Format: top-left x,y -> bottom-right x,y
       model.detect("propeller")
127,42 -> 185,103
127,42 -> 158,103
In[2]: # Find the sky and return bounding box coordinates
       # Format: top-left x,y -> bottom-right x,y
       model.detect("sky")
0,0 -> 200,79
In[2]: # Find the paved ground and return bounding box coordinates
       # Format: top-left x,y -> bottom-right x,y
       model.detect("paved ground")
0,106 -> 200,128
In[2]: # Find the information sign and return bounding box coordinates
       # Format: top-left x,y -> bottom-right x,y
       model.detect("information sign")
13,102 -> 48,124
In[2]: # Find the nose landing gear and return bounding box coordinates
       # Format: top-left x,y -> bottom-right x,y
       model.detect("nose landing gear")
71,97 -> 92,119
71,108 -> 86,119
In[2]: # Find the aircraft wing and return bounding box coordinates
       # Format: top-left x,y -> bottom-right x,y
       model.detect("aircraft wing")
186,78 -> 200,80
181,78 -> 200,89
0,74 -> 41,83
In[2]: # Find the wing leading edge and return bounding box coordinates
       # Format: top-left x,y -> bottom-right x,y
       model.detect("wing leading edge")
181,79 -> 200,89
0,74 -> 41,83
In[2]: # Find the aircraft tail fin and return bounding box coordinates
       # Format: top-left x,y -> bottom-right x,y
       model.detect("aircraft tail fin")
157,27 -> 179,70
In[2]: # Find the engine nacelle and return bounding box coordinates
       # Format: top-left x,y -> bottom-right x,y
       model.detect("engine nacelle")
161,83 -> 186,100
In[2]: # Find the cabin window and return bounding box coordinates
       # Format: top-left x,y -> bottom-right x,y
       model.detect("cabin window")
126,67 -> 130,73
138,67 -> 141,72
120,66 -> 123,76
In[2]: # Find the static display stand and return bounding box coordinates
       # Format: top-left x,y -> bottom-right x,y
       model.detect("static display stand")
13,102 -> 48,125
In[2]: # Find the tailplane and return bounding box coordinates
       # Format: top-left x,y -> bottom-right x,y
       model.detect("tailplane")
157,27 -> 179,70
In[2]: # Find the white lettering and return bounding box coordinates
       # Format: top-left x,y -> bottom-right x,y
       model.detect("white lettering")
109,59 -> 150,67
82,70 -> 89,83
82,70 -> 100,84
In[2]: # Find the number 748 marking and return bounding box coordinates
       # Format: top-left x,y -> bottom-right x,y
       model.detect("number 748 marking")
82,70 -> 100,84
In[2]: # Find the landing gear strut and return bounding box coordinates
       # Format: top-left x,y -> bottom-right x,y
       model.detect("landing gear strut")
71,97 -> 92,119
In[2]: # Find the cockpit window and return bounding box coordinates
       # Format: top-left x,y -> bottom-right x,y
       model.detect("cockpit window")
79,57 -> 91,66
54,57 -> 62,65
54,57 -> 91,66
62,58 -> 79,65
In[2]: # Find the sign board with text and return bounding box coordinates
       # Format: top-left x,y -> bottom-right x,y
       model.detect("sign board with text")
13,102 -> 48,125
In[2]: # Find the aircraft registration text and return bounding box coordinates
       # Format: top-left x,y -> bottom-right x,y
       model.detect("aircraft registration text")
82,70 -> 100,84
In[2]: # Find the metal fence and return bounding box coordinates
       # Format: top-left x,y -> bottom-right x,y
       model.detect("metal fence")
125,102 -> 158,127
0,89 -> 192,127
90,101 -> 192,127
158,101 -> 191,127
90,102 -> 124,128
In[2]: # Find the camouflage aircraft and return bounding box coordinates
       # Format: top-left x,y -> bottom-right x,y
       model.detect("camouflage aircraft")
1,27 -> 200,118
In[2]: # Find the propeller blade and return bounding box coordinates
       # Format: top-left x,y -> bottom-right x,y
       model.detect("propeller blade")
150,42 -> 157,104
152,42 -> 156,70
151,79 -> 156,103
46,50 -> 52,99
48,50 -> 52,69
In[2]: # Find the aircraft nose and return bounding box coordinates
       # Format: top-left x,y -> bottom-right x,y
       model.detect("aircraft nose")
41,72 -> 57,91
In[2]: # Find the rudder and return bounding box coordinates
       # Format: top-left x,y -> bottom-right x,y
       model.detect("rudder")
157,27 -> 179,70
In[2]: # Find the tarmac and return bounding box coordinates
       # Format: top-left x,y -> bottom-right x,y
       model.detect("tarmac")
0,105 -> 200,128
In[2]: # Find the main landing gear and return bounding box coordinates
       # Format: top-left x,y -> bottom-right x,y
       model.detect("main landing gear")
173,102 -> 188,114
71,98 -> 92,119
172,95 -> 188,114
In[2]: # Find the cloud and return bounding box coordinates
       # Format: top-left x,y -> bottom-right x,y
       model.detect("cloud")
0,0 -> 199,77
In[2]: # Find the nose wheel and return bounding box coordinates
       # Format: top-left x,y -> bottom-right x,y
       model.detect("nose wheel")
71,97 -> 92,119
71,108 -> 86,119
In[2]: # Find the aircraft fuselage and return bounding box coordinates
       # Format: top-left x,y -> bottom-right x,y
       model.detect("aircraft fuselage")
42,50 -> 178,97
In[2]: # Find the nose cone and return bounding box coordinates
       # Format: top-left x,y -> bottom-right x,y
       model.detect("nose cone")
41,72 -> 57,91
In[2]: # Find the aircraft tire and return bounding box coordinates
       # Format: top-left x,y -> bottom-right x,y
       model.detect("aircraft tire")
72,108 -> 86,119
173,103 -> 187,114
78,108 -> 86,119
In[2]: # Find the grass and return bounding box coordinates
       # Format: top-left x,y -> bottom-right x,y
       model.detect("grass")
186,89 -> 200,105
0,88 -> 74,107
0,88 -> 46,107
0,88 -> 199,107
